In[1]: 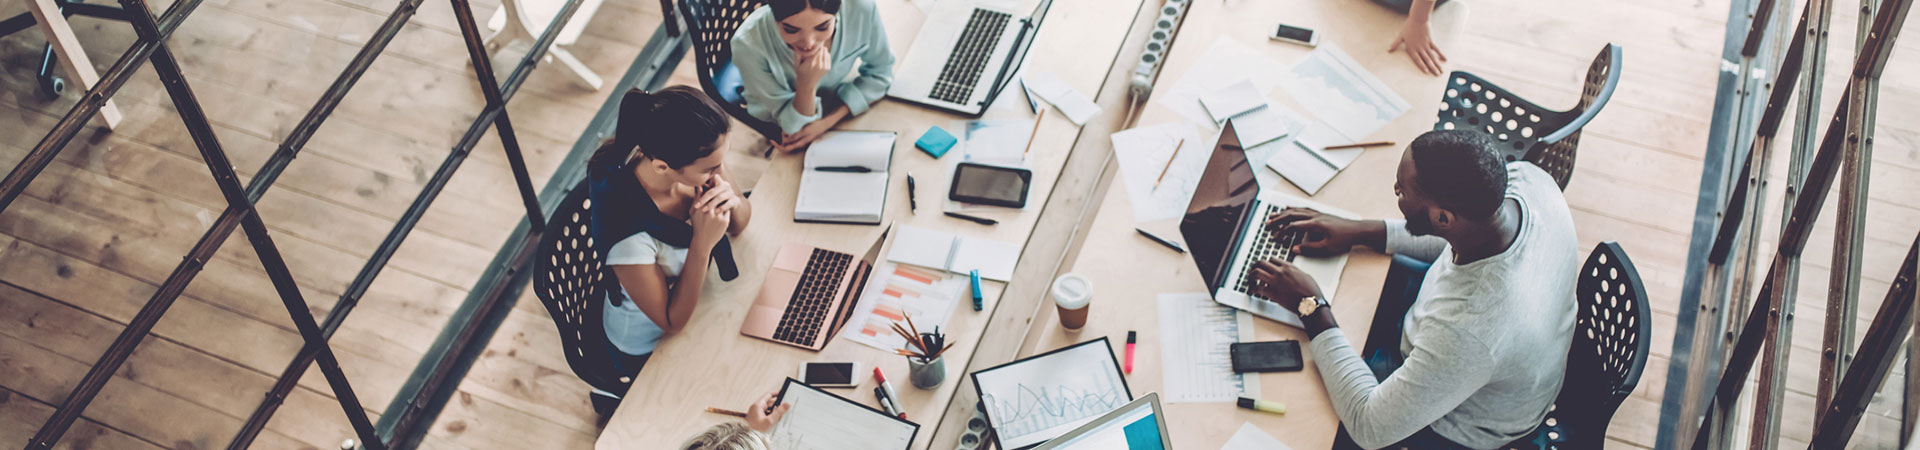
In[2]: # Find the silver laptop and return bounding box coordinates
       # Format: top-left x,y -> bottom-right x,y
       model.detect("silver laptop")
887,0 -> 1054,117
1179,121 -> 1349,327
1031,393 -> 1171,450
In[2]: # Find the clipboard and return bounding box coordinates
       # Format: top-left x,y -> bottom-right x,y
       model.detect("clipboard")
969,337 -> 1135,450
771,378 -> 919,450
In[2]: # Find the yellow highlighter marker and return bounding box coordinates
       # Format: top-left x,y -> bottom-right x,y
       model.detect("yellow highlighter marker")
1237,397 -> 1286,415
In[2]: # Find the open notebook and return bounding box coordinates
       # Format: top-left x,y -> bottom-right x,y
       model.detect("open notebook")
796,131 -> 897,225
885,225 -> 1021,282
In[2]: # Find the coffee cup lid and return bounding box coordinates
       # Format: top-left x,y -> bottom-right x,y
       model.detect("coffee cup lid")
1052,273 -> 1091,309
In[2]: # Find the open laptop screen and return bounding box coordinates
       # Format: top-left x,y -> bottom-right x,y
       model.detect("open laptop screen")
1179,121 -> 1259,292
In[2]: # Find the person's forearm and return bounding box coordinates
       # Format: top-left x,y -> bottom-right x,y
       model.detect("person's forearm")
792,87 -> 819,117
663,251 -> 713,333
728,203 -> 754,236
1304,308 -> 1339,340
1409,0 -> 1436,19
1360,219 -> 1388,251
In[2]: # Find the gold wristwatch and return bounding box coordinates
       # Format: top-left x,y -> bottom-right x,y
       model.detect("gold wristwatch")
1298,295 -> 1328,317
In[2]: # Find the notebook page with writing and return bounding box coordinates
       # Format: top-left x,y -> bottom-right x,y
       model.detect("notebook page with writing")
796,131 -> 896,224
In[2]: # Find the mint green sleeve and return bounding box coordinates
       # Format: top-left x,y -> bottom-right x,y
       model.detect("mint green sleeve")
832,0 -> 894,116
733,24 -> 821,135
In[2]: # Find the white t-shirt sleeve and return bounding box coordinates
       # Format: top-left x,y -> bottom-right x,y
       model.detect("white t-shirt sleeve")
606,232 -> 660,266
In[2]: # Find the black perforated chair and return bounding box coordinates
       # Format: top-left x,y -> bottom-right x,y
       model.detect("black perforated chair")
1504,241 -> 1651,450
1434,44 -> 1621,190
531,179 -> 630,415
679,0 -> 784,142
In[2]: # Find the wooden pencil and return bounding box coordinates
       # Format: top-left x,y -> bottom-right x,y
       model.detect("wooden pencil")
1021,109 -> 1046,160
1323,140 -> 1395,150
1153,138 -> 1187,188
705,407 -> 747,418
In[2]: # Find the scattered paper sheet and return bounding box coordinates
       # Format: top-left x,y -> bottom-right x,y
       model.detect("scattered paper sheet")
885,225 -> 1021,282
841,262 -> 970,352
1220,422 -> 1293,450
1158,293 -> 1259,403
1158,38 -> 1289,128
1023,71 -> 1102,125
1110,122 -> 1207,223
1262,116 -> 1364,195
1280,43 -> 1411,142
1199,79 -> 1266,124
962,119 -> 1036,166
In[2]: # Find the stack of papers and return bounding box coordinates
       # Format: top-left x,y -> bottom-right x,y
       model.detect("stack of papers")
1023,71 -> 1102,125
796,131 -> 895,224
886,225 -> 1021,281
1198,80 -> 1297,148
1260,118 -> 1363,195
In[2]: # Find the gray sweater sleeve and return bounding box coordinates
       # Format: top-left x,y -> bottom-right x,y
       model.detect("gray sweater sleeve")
1309,323 -> 1497,449
1382,219 -> 1449,263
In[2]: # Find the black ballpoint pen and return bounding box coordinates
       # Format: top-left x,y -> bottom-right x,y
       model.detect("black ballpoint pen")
815,165 -> 872,173
945,211 -> 997,225
906,173 -> 918,212
1136,228 -> 1187,253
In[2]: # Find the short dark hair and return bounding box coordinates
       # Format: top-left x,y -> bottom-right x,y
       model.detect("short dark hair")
1409,130 -> 1508,221
771,0 -> 841,19
592,86 -> 730,169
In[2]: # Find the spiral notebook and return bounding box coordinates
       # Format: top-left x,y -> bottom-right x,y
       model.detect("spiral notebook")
796,131 -> 897,225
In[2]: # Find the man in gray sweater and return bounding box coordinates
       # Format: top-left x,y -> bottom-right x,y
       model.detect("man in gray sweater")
1250,130 -> 1579,449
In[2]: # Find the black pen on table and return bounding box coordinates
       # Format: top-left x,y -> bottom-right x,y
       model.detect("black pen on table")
1135,228 -> 1187,253
906,173 -> 918,212
945,211 -> 997,225
814,165 -> 872,173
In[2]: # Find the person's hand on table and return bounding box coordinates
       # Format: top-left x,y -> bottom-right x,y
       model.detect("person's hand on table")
1389,10 -> 1447,76
1267,207 -> 1370,257
745,391 -> 792,433
772,116 -> 837,153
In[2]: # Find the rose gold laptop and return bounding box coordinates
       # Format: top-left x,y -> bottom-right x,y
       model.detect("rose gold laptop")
740,227 -> 890,350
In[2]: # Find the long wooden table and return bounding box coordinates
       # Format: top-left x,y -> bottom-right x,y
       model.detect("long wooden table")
944,1 -> 1469,449
594,0 -> 1145,447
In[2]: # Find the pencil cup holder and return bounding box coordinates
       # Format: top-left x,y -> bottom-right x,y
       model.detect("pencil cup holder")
908,357 -> 945,389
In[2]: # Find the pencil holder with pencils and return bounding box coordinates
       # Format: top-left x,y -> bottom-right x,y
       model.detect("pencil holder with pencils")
892,313 -> 951,389
907,355 -> 945,389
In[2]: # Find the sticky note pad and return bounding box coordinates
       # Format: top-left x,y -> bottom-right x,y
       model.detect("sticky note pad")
916,126 -> 957,158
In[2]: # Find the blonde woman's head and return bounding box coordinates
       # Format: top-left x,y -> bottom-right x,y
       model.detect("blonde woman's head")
678,422 -> 772,450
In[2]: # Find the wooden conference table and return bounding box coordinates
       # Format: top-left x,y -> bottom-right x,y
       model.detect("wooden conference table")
595,0 -> 1145,447
983,1 -> 1468,450
600,0 -> 1465,447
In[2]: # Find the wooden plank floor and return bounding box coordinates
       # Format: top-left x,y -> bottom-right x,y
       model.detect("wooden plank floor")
0,0 -> 1912,448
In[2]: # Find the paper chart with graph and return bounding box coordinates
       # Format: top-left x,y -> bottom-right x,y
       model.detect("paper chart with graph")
839,262 -> 969,352
973,338 -> 1132,449
769,379 -> 917,450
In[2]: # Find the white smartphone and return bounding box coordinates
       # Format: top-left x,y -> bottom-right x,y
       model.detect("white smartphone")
1270,23 -> 1319,47
796,362 -> 862,388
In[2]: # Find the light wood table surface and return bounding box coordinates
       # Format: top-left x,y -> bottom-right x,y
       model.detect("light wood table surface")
595,0 -> 1144,447
987,1 -> 1469,449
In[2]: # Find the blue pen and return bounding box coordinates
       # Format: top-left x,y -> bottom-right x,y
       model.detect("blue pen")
970,269 -> 984,311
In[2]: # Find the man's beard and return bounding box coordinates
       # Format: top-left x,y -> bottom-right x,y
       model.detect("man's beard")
1405,211 -> 1435,236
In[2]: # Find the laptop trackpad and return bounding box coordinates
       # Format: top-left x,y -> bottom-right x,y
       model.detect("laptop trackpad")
757,270 -> 802,307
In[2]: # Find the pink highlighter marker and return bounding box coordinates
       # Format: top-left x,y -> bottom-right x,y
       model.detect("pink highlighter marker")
1125,331 -> 1137,374
874,367 -> 906,420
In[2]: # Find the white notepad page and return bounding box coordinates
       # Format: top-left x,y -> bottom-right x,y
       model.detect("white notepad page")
797,131 -> 895,222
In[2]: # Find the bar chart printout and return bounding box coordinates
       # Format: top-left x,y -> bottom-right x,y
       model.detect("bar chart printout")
841,262 -> 967,351
973,338 -> 1133,449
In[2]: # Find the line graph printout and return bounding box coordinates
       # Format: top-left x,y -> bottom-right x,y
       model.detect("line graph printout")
973,338 -> 1133,449
1158,293 -> 1259,403
1280,43 -> 1411,142
770,379 -> 917,450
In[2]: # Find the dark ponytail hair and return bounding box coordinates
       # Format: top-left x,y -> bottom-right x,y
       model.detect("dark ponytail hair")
590,86 -> 731,171
770,0 -> 841,19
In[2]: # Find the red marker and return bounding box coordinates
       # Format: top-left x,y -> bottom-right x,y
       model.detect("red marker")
874,368 -> 906,420
1125,331 -> 1137,374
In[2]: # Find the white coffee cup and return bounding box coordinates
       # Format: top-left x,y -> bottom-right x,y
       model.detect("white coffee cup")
1051,273 -> 1092,330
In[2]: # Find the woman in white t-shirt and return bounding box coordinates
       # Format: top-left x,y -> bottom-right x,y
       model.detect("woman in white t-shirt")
587,86 -> 753,383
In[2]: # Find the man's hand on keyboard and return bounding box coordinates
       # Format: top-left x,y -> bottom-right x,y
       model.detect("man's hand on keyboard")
1268,207 -> 1374,257
1248,259 -> 1322,315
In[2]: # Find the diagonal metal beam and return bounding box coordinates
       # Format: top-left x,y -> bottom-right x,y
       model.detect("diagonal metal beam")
0,0 -> 201,214
449,0 -> 550,233
1820,0 -> 1883,417
1808,232 -> 1918,448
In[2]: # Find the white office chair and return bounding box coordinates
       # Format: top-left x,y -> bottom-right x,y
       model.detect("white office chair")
485,0 -> 607,90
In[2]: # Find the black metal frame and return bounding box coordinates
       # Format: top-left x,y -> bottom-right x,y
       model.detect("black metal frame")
0,0 -> 130,97
0,0 -> 603,446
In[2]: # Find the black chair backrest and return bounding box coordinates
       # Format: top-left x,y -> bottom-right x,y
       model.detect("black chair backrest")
1433,44 -> 1622,190
531,180 -> 628,393
1514,241 -> 1650,450
679,0 -> 784,140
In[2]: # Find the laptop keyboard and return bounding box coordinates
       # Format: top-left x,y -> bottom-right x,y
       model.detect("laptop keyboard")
1233,205 -> 1305,300
772,249 -> 855,346
928,8 -> 1013,104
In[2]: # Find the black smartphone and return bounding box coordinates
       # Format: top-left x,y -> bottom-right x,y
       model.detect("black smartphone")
1270,23 -> 1319,47
1230,340 -> 1304,373
948,162 -> 1032,208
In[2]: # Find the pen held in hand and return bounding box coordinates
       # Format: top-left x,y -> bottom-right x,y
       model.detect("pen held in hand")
814,165 -> 873,173
704,407 -> 747,418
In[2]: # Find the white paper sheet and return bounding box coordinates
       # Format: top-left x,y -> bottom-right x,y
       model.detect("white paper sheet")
841,262 -> 970,352
1158,38 -> 1290,128
1199,79 -> 1267,123
1023,71 -> 1102,125
884,225 -> 1021,282
1261,116 -> 1365,196
797,131 -> 895,222
962,119 -> 1037,166
1220,422 -> 1293,450
1110,122 -> 1207,223
770,381 -> 917,450
1280,43 -> 1411,142
1158,293 -> 1259,403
